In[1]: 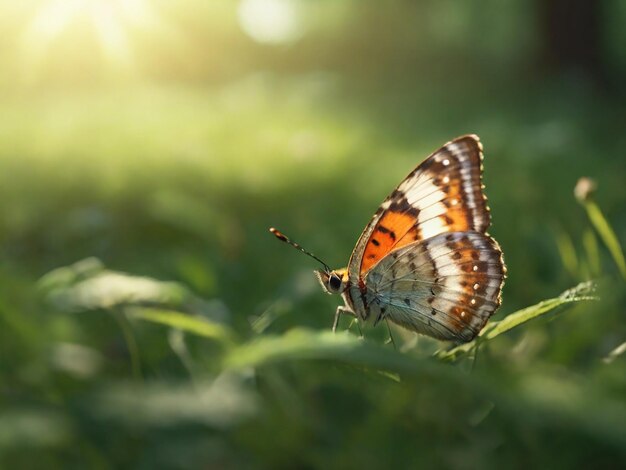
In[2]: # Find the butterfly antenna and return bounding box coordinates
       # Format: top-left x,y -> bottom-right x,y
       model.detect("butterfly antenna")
269,227 -> 331,272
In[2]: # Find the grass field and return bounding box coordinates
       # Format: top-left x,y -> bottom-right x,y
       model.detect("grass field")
0,2 -> 625,468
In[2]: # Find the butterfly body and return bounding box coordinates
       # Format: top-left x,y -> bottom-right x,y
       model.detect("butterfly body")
275,135 -> 505,343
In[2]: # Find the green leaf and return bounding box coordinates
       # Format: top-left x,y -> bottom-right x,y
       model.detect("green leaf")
437,282 -> 598,361
554,227 -> 579,278
223,328 -> 363,370
584,200 -> 626,281
127,307 -> 236,347
221,328 -> 455,384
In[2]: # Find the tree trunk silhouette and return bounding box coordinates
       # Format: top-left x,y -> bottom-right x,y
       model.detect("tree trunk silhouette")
538,0 -> 609,89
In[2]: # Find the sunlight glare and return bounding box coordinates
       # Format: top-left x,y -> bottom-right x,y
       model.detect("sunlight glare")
20,0 -> 165,79
237,0 -> 304,45
90,1 -> 132,65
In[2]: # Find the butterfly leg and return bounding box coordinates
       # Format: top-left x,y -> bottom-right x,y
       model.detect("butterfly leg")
332,306 -> 353,333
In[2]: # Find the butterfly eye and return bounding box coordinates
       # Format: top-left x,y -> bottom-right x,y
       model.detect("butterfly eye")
328,274 -> 342,292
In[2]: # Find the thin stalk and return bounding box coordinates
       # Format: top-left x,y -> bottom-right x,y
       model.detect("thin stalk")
584,200 -> 626,281
113,308 -> 143,381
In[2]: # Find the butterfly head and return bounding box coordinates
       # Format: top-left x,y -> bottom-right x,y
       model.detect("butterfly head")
315,267 -> 348,295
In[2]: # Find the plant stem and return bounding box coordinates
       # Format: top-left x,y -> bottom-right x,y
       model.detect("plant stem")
584,200 -> 626,281
113,308 -> 143,381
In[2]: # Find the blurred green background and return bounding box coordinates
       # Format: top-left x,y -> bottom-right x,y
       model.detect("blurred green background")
0,1 -> 625,468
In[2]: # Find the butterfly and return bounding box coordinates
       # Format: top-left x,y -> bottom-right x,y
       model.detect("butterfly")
271,135 -> 506,342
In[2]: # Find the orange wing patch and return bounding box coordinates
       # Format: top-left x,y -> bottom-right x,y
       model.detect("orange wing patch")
360,210 -> 418,274
425,171 -> 485,234
355,135 -> 492,278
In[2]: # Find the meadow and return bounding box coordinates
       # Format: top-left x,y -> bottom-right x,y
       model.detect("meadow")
0,2 -> 625,468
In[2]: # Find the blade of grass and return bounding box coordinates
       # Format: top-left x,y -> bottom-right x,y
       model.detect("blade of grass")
583,228 -> 601,278
584,200 -> 626,281
223,329 -> 362,370
437,282 -> 598,361
113,307 -> 143,381
222,328 -> 448,380
554,227 -> 579,278
126,306 -> 237,347
251,299 -> 291,334
603,341 -> 626,364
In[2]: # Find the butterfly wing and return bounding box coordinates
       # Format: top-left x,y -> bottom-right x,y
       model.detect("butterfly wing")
363,231 -> 505,342
346,135 -> 505,340
349,134 -> 490,277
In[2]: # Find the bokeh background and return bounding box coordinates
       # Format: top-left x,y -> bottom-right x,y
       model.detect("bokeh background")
0,1 -> 625,468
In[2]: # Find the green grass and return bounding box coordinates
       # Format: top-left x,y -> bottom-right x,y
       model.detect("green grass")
0,75 -> 625,468
2,2 -> 626,466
